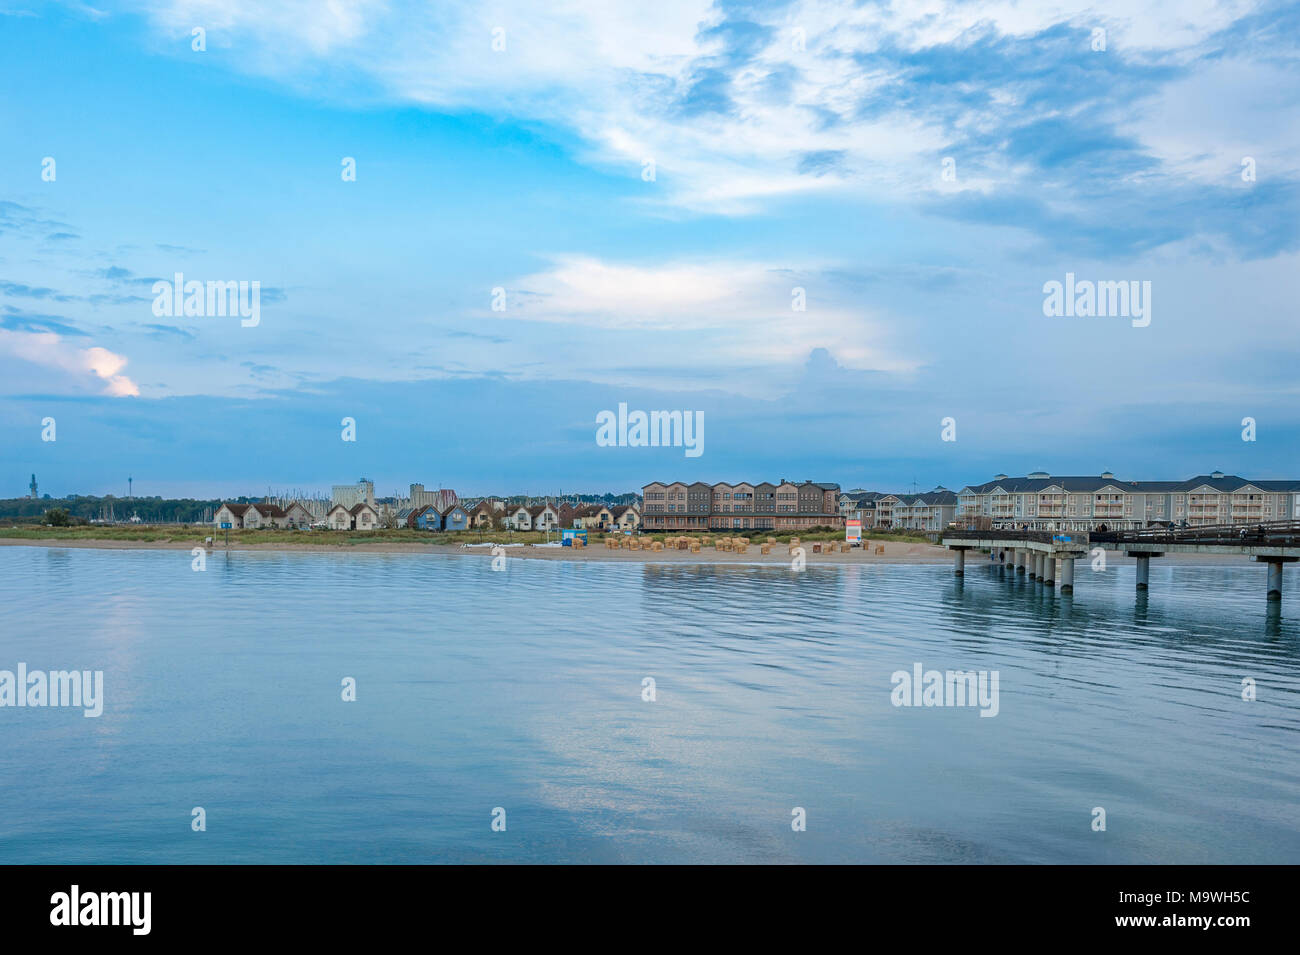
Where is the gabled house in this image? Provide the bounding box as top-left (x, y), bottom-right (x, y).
top-left (351, 502), bottom-right (380, 530)
top-left (262, 504), bottom-right (290, 526)
top-left (442, 505), bottom-right (469, 531)
top-left (528, 504), bottom-right (561, 532)
top-left (569, 504), bottom-right (614, 530)
top-left (280, 502), bottom-right (315, 529)
top-left (610, 504), bottom-right (640, 531)
top-left (396, 506), bottom-right (422, 529)
top-left (217, 501), bottom-right (286, 530)
top-left (509, 503), bottom-right (560, 531)
top-left (414, 505), bottom-right (443, 530)
top-left (327, 501), bottom-right (379, 530)
top-left (469, 499), bottom-right (499, 528)
top-left (214, 502), bottom-right (251, 528)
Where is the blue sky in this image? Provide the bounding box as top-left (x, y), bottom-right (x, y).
top-left (2, 0), bottom-right (1298, 498)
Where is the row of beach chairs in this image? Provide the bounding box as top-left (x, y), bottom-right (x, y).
top-left (597, 535), bottom-right (881, 556)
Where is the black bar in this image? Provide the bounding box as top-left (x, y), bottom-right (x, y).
top-left (0, 864), bottom-right (1279, 941)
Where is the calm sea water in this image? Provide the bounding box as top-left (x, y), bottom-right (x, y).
top-left (1, 545), bottom-right (1297, 864)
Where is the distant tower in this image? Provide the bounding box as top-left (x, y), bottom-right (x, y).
top-left (29, 474), bottom-right (37, 499)
top-left (128, 475), bottom-right (133, 499)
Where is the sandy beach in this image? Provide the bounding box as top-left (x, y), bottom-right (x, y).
top-left (0, 537), bottom-right (1258, 565)
top-left (0, 536), bottom-right (947, 563)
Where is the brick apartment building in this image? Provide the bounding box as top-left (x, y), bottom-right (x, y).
top-left (641, 480), bottom-right (843, 531)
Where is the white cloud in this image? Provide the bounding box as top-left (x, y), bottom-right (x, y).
top-left (137, 0), bottom-right (1267, 213)
top-left (503, 254), bottom-right (915, 378)
top-left (0, 330), bottom-right (140, 395)
top-left (1119, 57), bottom-right (1300, 186)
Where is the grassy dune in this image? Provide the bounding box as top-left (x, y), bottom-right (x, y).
top-left (0, 524), bottom-right (541, 546)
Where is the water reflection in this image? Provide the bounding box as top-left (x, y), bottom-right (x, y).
top-left (0, 546), bottom-right (1296, 864)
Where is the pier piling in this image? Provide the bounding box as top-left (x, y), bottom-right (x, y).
top-left (943, 522), bottom-right (1300, 606)
top-left (1255, 556), bottom-right (1296, 601)
top-left (1134, 554), bottom-right (1150, 591)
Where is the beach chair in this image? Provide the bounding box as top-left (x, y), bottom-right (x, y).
top-left (812, 542), bottom-right (822, 554)
top-left (651, 540), bottom-right (664, 551)
top-left (689, 542), bottom-right (701, 553)
top-left (760, 543), bottom-right (771, 555)
top-left (875, 544), bottom-right (885, 555)
top-left (735, 540), bottom-right (748, 553)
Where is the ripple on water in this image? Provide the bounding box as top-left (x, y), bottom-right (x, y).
top-left (0, 547), bottom-right (1297, 863)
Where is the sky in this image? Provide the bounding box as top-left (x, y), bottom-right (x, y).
top-left (1, 0), bottom-right (1298, 498)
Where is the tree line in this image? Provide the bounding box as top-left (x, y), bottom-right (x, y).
top-left (0, 496), bottom-right (247, 524)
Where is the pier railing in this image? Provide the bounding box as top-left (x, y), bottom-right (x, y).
top-left (942, 529), bottom-right (1072, 545)
top-left (944, 520), bottom-right (1300, 548)
top-left (1091, 520), bottom-right (1300, 547)
top-left (943, 520), bottom-right (1300, 602)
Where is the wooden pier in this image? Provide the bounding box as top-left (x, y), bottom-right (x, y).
top-left (942, 521), bottom-right (1300, 600)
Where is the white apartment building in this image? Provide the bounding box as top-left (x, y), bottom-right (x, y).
top-left (892, 489), bottom-right (960, 531)
top-left (955, 471), bottom-right (1300, 531)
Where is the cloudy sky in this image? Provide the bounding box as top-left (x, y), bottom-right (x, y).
top-left (2, 0), bottom-right (1297, 498)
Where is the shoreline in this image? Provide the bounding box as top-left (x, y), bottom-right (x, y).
top-left (0, 536), bottom-right (950, 563)
top-left (0, 537), bottom-right (1261, 565)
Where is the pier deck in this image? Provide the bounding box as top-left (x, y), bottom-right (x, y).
top-left (941, 521), bottom-right (1300, 600)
